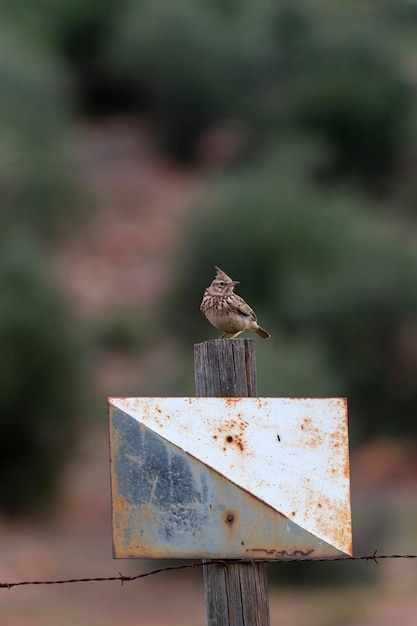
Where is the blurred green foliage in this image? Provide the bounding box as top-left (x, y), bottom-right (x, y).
top-left (3, 0), bottom-right (415, 193)
top-left (0, 239), bottom-right (82, 515)
top-left (291, 40), bottom-right (413, 192)
top-left (105, 0), bottom-right (267, 158)
top-left (102, 0), bottom-right (416, 184)
top-left (93, 309), bottom-right (152, 353)
top-left (0, 27), bottom-right (85, 514)
top-left (8, 0), bottom-right (411, 180)
top-left (0, 29), bottom-right (82, 242)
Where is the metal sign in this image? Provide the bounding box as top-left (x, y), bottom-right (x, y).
top-left (109, 397), bottom-right (352, 559)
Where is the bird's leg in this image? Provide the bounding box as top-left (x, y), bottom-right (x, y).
top-left (219, 332), bottom-right (229, 339)
top-left (229, 331), bottom-right (244, 339)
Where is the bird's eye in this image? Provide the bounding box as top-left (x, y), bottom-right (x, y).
top-left (218, 281), bottom-right (224, 286)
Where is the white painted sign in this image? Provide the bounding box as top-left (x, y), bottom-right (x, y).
top-left (109, 397), bottom-right (352, 556)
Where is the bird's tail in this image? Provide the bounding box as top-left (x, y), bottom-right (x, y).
top-left (256, 326), bottom-right (271, 340)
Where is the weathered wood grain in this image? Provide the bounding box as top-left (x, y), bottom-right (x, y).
top-left (194, 339), bottom-right (270, 626)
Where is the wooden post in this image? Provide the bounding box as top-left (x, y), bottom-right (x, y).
top-left (194, 339), bottom-right (270, 626)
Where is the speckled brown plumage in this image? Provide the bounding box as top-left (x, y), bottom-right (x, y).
top-left (200, 266), bottom-right (271, 340)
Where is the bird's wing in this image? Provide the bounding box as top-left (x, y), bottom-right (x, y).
top-left (234, 295), bottom-right (257, 321)
top-left (200, 291), bottom-right (208, 318)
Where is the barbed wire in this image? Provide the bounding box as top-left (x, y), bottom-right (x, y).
top-left (1, 553), bottom-right (417, 590)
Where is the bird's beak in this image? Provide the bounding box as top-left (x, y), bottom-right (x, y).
top-left (232, 280), bottom-right (240, 286)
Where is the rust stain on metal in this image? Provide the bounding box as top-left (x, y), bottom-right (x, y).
top-left (224, 397), bottom-right (244, 406)
top-left (299, 416), bottom-right (326, 450)
top-left (224, 433), bottom-right (244, 452)
top-left (251, 548), bottom-right (315, 558)
top-left (207, 412), bottom-right (250, 454)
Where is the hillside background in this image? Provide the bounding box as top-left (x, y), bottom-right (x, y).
top-left (1, 1), bottom-right (417, 623)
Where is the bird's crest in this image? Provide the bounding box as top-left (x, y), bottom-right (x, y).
top-left (214, 266), bottom-right (233, 282)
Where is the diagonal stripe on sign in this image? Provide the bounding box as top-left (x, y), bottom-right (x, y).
top-left (109, 397), bottom-right (352, 555)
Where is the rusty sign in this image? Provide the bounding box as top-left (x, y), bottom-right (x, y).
top-left (109, 397), bottom-right (352, 559)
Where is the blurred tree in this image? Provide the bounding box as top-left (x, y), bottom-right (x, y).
top-left (100, 0), bottom-right (416, 195)
top-left (4, 0), bottom-right (413, 202)
top-left (0, 0), bottom-right (132, 114)
top-left (0, 30), bottom-right (83, 243)
top-left (0, 30), bottom-right (86, 514)
top-left (0, 238), bottom-right (82, 515)
top-left (105, 0), bottom-right (266, 160)
top-left (290, 38), bottom-right (413, 194)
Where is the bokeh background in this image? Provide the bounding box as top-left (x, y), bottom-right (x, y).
top-left (1, 0), bottom-right (417, 623)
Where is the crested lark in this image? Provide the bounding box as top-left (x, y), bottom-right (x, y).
top-left (200, 266), bottom-right (271, 339)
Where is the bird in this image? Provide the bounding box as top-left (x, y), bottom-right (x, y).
top-left (200, 266), bottom-right (271, 339)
